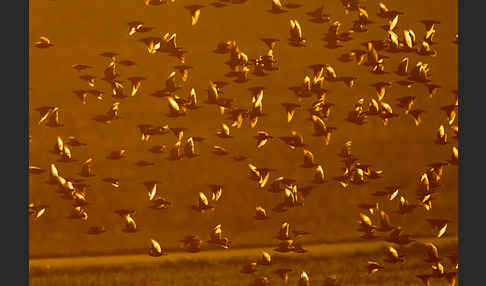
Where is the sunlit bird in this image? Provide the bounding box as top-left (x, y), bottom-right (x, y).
top-left (298, 271), bottom-right (310, 286)
top-left (149, 238), bottom-right (167, 257)
top-left (34, 36), bottom-right (54, 48)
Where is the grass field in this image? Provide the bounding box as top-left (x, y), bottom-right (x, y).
top-left (30, 237), bottom-right (457, 286)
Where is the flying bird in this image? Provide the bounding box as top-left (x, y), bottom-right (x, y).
top-left (149, 238), bottom-right (167, 257)
top-left (34, 36), bottom-right (54, 48)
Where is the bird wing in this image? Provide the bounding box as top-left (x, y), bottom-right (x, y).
top-left (295, 21), bottom-right (303, 39)
top-left (389, 15), bottom-right (399, 31)
top-left (254, 90), bottom-right (264, 109)
top-left (248, 163), bottom-right (260, 178)
top-left (426, 243), bottom-right (439, 259)
top-left (126, 215), bottom-right (136, 229)
top-left (359, 213), bottom-right (373, 226)
top-left (56, 136), bottom-right (64, 152)
top-left (300, 271), bottom-right (309, 281)
top-left (222, 123), bottom-right (230, 136)
top-left (63, 146), bottom-right (72, 159)
top-left (315, 165), bottom-right (324, 176)
top-left (256, 206), bottom-right (266, 217)
top-left (35, 208), bottom-right (46, 219)
top-left (168, 97), bottom-right (180, 112)
top-left (378, 3), bottom-right (389, 13)
top-left (304, 76), bottom-right (311, 89)
top-left (303, 149), bottom-right (314, 163)
top-left (388, 246), bottom-right (399, 258)
top-left (380, 101), bottom-right (393, 114)
top-left (190, 88), bottom-right (197, 104)
top-left (257, 138), bottom-right (268, 149)
top-left (191, 9), bottom-right (201, 26)
top-left (199, 192), bottom-right (209, 207)
top-left (40, 36), bottom-right (50, 44)
top-left (272, 0), bottom-right (283, 9)
top-left (312, 115), bottom-right (327, 134)
top-left (437, 223), bottom-right (448, 238)
top-left (262, 251), bottom-right (271, 263)
top-left (403, 31), bottom-right (413, 48)
top-left (148, 184), bottom-right (157, 201)
top-left (259, 171), bottom-right (270, 188)
top-left (211, 224), bottom-right (222, 240)
top-left (150, 239), bottom-right (162, 253)
top-left (380, 210), bottom-right (391, 228)
top-left (281, 222), bottom-right (290, 237)
top-left (287, 109), bottom-right (295, 123)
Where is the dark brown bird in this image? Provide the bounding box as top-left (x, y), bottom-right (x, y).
top-left (274, 268), bottom-right (292, 284)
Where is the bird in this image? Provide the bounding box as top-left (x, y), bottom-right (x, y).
top-left (80, 158), bottom-right (94, 177)
top-left (190, 7), bottom-right (202, 26)
top-left (431, 262), bottom-right (445, 278)
top-left (289, 19), bottom-right (306, 46)
top-left (322, 275), bottom-right (341, 286)
top-left (212, 145), bottom-right (228, 156)
top-left (441, 104), bottom-right (457, 125)
top-left (255, 131), bottom-right (272, 148)
top-left (450, 146), bottom-right (458, 165)
top-left (180, 235), bottom-right (203, 253)
top-left (303, 149), bottom-right (316, 167)
top-left (281, 103), bottom-right (300, 123)
top-left (384, 246), bottom-right (405, 263)
top-left (128, 21), bottom-right (144, 36)
top-left (366, 261), bottom-right (384, 274)
top-left (397, 57), bottom-right (409, 75)
top-left (209, 185), bottom-right (223, 202)
top-left (377, 210), bottom-right (394, 232)
top-left (31, 205), bottom-right (47, 220)
top-left (217, 123), bottom-right (232, 138)
top-left (123, 214), bottom-right (137, 232)
top-left (313, 165), bottom-right (326, 183)
top-left (150, 196), bottom-right (172, 209)
top-left (149, 238), bottom-right (167, 257)
top-left (37, 106), bottom-right (62, 127)
top-left (416, 274), bottom-right (432, 286)
top-left (298, 271), bottom-right (310, 286)
top-left (34, 36), bottom-right (54, 48)
top-left (271, 0), bottom-right (284, 12)
top-left (207, 224), bottom-right (230, 249)
top-left (72, 64), bottom-right (92, 72)
top-left (87, 226), bottom-right (106, 235)
top-left (276, 222), bottom-right (291, 240)
top-left (252, 276), bottom-right (271, 286)
top-left (424, 23), bottom-right (436, 44)
top-left (397, 195), bottom-right (420, 214)
top-left (388, 15), bottom-right (399, 31)
top-left (258, 251), bottom-right (271, 265)
top-left (107, 149), bottom-right (127, 160)
top-left (254, 206), bottom-right (269, 220)
top-left (127, 76), bottom-right (147, 97)
top-left (168, 96), bottom-right (186, 117)
top-left (386, 227), bottom-right (414, 245)
top-left (436, 125), bottom-right (448, 144)
top-left (196, 192), bottom-right (214, 212)
top-left (273, 268), bottom-right (292, 284)
top-left (29, 166), bottom-right (44, 174)
top-left (241, 261), bottom-right (258, 274)
top-left (437, 223), bottom-right (448, 238)
top-left (106, 102), bottom-right (121, 120)
top-left (423, 242), bottom-right (441, 263)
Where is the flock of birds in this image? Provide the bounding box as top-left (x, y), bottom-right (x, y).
top-left (30, 0), bottom-right (458, 285)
